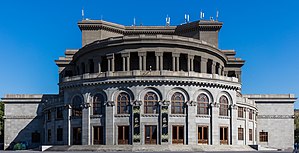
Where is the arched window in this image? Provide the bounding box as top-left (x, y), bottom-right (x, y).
top-left (144, 92), bottom-right (158, 114)
top-left (197, 94), bottom-right (209, 115)
top-left (219, 96), bottom-right (229, 116)
top-left (72, 95), bottom-right (82, 117)
top-left (117, 93), bottom-right (130, 114)
top-left (93, 94), bottom-right (105, 115)
top-left (171, 92), bottom-right (185, 114)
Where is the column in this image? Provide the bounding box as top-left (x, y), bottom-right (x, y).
top-left (200, 57), bottom-right (208, 73)
top-left (155, 52), bottom-right (163, 71)
top-left (107, 54), bottom-right (114, 72)
top-left (235, 71), bottom-right (241, 82)
top-left (138, 52), bottom-right (146, 71)
top-left (187, 101), bottom-right (197, 144)
top-left (187, 55), bottom-right (194, 72)
top-left (218, 64), bottom-right (222, 75)
top-left (231, 104), bottom-right (238, 145)
top-left (121, 53), bottom-right (130, 71)
top-left (212, 61), bottom-right (217, 74)
top-left (82, 93), bottom-right (91, 145)
top-left (122, 57), bottom-right (126, 71)
top-left (172, 53), bottom-right (180, 71)
top-left (211, 102), bottom-right (219, 145)
top-left (67, 105), bottom-right (71, 145)
top-left (143, 56), bottom-right (146, 70)
top-left (172, 56), bottom-right (175, 71)
top-left (245, 108), bottom-right (249, 145)
top-left (105, 101), bottom-right (115, 145)
top-left (97, 59), bottom-right (102, 73)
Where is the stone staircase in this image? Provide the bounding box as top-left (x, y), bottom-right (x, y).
top-left (46, 144), bottom-right (257, 152)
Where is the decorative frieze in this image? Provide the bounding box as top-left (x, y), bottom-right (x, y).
top-left (257, 115), bottom-right (294, 119)
top-left (105, 101), bottom-right (115, 107)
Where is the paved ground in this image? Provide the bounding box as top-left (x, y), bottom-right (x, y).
top-left (0, 151), bottom-right (294, 153)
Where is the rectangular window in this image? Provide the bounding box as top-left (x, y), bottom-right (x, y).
top-left (94, 126), bottom-right (104, 144)
top-left (220, 127), bottom-right (228, 144)
top-left (198, 126), bottom-right (208, 144)
top-left (56, 107), bottom-right (63, 119)
top-left (47, 110), bottom-right (51, 121)
top-left (249, 109), bottom-right (253, 120)
top-left (238, 107), bottom-right (244, 118)
top-left (249, 129), bottom-right (253, 141)
top-left (47, 129), bottom-right (52, 142)
top-left (259, 132), bottom-right (268, 142)
top-left (57, 128), bottom-right (63, 141)
top-left (31, 132), bottom-right (40, 143)
top-left (238, 128), bottom-right (244, 140)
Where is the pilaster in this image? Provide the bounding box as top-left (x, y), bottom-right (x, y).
top-left (105, 101), bottom-right (115, 145)
top-left (82, 93), bottom-right (91, 145)
top-left (231, 104), bottom-right (238, 145)
top-left (211, 102), bottom-right (219, 145)
top-left (201, 57), bottom-right (208, 73)
top-left (186, 101), bottom-right (197, 144)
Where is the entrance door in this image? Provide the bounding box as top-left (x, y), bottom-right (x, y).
top-left (118, 126), bottom-right (129, 144)
top-left (93, 126), bottom-right (104, 145)
top-left (198, 126), bottom-right (208, 144)
top-left (73, 127), bottom-right (82, 145)
top-left (172, 125), bottom-right (184, 144)
top-left (220, 127), bottom-right (228, 145)
top-left (145, 125), bottom-right (157, 144)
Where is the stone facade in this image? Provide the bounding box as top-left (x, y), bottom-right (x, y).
top-left (2, 19), bottom-right (296, 150)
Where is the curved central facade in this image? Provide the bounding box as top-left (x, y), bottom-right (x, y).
top-left (51, 19), bottom-right (258, 146)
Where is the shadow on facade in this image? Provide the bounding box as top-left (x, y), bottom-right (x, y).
top-left (6, 97), bottom-right (45, 150)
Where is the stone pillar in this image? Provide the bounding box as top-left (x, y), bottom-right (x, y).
top-left (97, 59), bottom-right (102, 73)
top-left (212, 61), bottom-right (217, 74)
top-left (138, 52), bottom-right (146, 71)
top-left (67, 105), bottom-right (71, 145)
top-left (172, 53), bottom-right (180, 71)
top-left (200, 57), bottom-right (208, 73)
top-left (82, 93), bottom-right (91, 145)
top-left (155, 52), bottom-right (163, 71)
top-left (122, 53), bottom-right (130, 71)
top-left (245, 108), bottom-right (249, 145)
top-left (231, 104), bottom-right (238, 145)
top-left (187, 101), bottom-right (197, 144)
top-left (187, 55), bottom-right (194, 72)
top-left (107, 54), bottom-right (114, 72)
top-left (105, 101), bottom-right (115, 145)
top-left (218, 64), bottom-right (222, 75)
top-left (235, 71), bottom-right (241, 82)
top-left (211, 102), bottom-right (219, 145)
top-left (172, 56), bottom-right (176, 71)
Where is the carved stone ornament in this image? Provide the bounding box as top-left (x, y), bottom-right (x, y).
top-left (159, 100), bottom-right (170, 106)
top-left (131, 100), bottom-right (142, 106)
top-left (186, 101), bottom-right (197, 106)
top-left (230, 104), bottom-right (238, 110)
top-left (105, 101), bottom-right (115, 107)
top-left (211, 102), bottom-right (219, 108)
top-left (64, 104), bottom-right (72, 109)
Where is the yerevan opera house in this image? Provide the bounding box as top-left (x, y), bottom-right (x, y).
top-left (2, 18), bottom-right (297, 151)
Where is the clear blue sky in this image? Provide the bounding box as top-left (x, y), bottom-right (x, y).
top-left (0, 0), bottom-right (298, 107)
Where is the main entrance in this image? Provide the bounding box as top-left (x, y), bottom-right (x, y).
top-left (93, 126), bottom-right (104, 145)
top-left (220, 126), bottom-right (228, 145)
top-left (144, 125), bottom-right (157, 144)
top-left (172, 125), bottom-right (184, 144)
top-left (118, 126), bottom-right (129, 144)
top-left (73, 127), bottom-right (82, 145)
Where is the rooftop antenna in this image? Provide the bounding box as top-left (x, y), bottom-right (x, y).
top-left (82, 7), bottom-right (85, 20)
top-left (216, 10), bottom-right (219, 21)
top-left (100, 15), bottom-right (103, 20)
top-left (184, 14), bottom-right (190, 23)
top-left (133, 17), bottom-right (136, 26)
top-left (200, 10), bottom-right (205, 20)
top-left (166, 15), bottom-right (171, 26)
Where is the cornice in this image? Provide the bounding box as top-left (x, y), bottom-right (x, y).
top-left (59, 77), bottom-right (241, 91)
